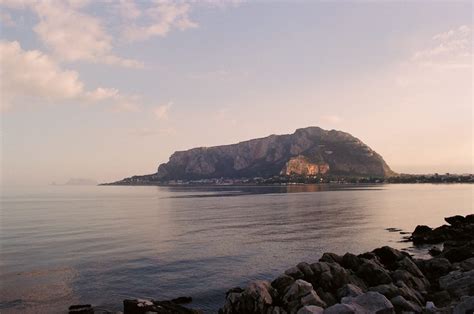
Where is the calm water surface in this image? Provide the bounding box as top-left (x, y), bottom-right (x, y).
top-left (1, 184), bottom-right (473, 313)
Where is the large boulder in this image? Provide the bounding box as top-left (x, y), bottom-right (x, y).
top-left (356, 259), bottom-right (392, 287)
top-left (337, 284), bottom-right (363, 299)
top-left (422, 258), bottom-right (452, 280)
top-left (323, 304), bottom-right (355, 314)
top-left (272, 275), bottom-right (295, 297)
top-left (390, 295), bottom-right (422, 313)
top-left (341, 291), bottom-right (394, 313)
top-left (283, 279), bottom-right (326, 313)
top-left (445, 215), bottom-right (466, 227)
top-left (453, 296), bottom-right (474, 314)
top-left (439, 269), bottom-right (474, 299)
top-left (221, 281), bottom-right (275, 314)
top-left (296, 305), bottom-right (323, 314)
top-left (341, 253), bottom-right (362, 272)
top-left (319, 253), bottom-right (343, 265)
top-left (391, 269), bottom-right (429, 292)
top-left (372, 246), bottom-right (405, 268)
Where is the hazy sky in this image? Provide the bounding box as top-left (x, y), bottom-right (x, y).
top-left (1, 1), bottom-right (472, 185)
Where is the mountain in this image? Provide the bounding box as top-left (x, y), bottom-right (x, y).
top-left (64, 178), bottom-right (98, 186)
top-left (136, 127), bottom-right (395, 182)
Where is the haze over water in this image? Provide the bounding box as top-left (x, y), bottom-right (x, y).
top-left (1, 184), bottom-right (472, 313)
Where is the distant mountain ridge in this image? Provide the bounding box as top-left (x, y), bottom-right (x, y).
top-left (145, 127), bottom-right (395, 182)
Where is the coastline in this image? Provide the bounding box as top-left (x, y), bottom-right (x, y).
top-left (69, 214), bottom-right (474, 314)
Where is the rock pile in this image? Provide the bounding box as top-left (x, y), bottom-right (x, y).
top-left (220, 215), bottom-right (474, 314)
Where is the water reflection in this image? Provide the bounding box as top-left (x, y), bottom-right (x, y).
top-left (0, 184), bottom-right (472, 313)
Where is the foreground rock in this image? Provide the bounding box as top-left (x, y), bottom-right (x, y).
top-left (68, 297), bottom-right (201, 314)
top-left (220, 215), bottom-right (474, 313)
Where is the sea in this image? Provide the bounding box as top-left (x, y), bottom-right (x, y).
top-left (1, 184), bottom-right (472, 313)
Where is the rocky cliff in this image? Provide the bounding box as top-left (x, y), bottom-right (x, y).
top-left (154, 127), bottom-right (395, 181)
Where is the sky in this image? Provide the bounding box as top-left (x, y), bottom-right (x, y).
top-left (0, 0), bottom-right (472, 185)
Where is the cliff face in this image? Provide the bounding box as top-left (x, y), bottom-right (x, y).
top-left (155, 127), bottom-right (395, 180)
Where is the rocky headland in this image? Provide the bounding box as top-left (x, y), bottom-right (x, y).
top-left (69, 214), bottom-right (474, 314)
top-left (108, 127), bottom-right (396, 185)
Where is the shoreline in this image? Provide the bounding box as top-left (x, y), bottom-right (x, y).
top-left (69, 214), bottom-right (474, 314)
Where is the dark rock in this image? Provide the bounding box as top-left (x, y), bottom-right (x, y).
top-left (411, 225), bottom-right (433, 244)
top-left (430, 290), bottom-right (451, 307)
top-left (372, 246), bottom-right (405, 268)
top-left (390, 295), bottom-right (422, 313)
top-left (124, 299), bottom-right (155, 314)
top-left (283, 280), bottom-right (326, 313)
top-left (68, 304), bottom-right (93, 314)
top-left (222, 280), bottom-right (275, 314)
top-left (337, 284), bottom-right (363, 299)
top-left (394, 281), bottom-right (424, 306)
top-left (442, 242), bottom-right (474, 263)
top-left (429, 246), bottom-right (442, 257)
top-left (297, 262), bottom-right (315, 280)
top-left (396, 256), bottom-right (425, 278)
top-left (369, 283), bottom-right (400, 300)
top-left (341, 253), bottom-right (361, 271)
top-left (445, 215), bottom-right (466, 226)
top-left (357, 252), bottom-right (379, 261)
top-left (459, 257), bottom-right (474, 271)
top-left (285, 266), bottom-right (305, 280)
top-left (272, 274), bottom-right (295, 297)
top-left (296, 305), bottom-right (323, 314)
top-left (391, 269), bottom-right (429, 292)
top-left (439, 269), bottom-right (474, 299)
top-left (356, 259), bottom-right (392, 287)
top-left (171, 297), bottom-right (192, 304)
top-left (319, 253), bottom-right (342, 265)
top-left (423, 258), bottom-right (452, 280)
top-left (341, 291), bottom-right (394, 313)
top-left (315, 288), bottom-right (336, 307)
top-left (323, 304), bottom-right (356, 314)
top-left (453, 296), bottom-right (474, 314)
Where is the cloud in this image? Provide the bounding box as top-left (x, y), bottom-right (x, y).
top-left (122, 2), bottom-right (198, 42)
top-left (412, 25), bottom-right (472, 70)
top-left (0, 40), bottom-right (141, 111)
top-left (1, 0), bottom-right (143, 68)
top-left (32, 1), bottom-right (143, 68)
top-left (153, 102), bottom-right (172, 120)
top-left (0, 11), bottom-right (15, 26)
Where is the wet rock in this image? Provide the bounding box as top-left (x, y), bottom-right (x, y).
top-left (222, 281), bottom-right (275, 314)
top-left (296, 305), bottom-right (323, 314)
top-left (411, 225), bottom-right (433, 244)
top-left (459, 257), bottom-right (474, 271)
top-left (337, 284), bottom-right (363, 299)
top-left (272, 274), bottom-right (295, 296)
top-left (429, 247), bottom-right (442, 257)
top-left (323, 304), bottom-right (355, 314)
top-left (286, 266), bottom-right (305, 280)
top-left (301, 291), bottom-right (326, 308)
top-left (422, 257), bottom-right (452, 280)
top-left (297, 262), bottom-right (315, 280)
top-left (396, 256), bottom-right (425, 278)
top-left (372, 246), bottom-right (405, 268)
top-left (267, 306), bottom-right (287, 314)
top-left (283, 279), bottom-right (326, 311)
top-left (390, 295), bottom-right (422, 313)
top-left (68, 304), bottom-right (93, 314)
top-left (341, 291), bottom-right (394, 313)
top-left (369, 283), bottom-right (400, 300)
top-left (171, 297), bottom-right (192, 304)
top-left (356, 259), bottom-right (392, 287)
top-left (439, 269), bottom-right (474, 299)
top-left (319, 253), bottom-right (342, 265)
top-left (445, 215), bottom-right (466, 226)
top-left (283, 280), bottom-right (314, 304)
top-left (391, 269), bottom-right (429, 292)
top-left (124, 299), bottom-right (155, 314)
top-left (430, 290), bottom-right (451, 307)
top-left (341, 253), bottom-right (361, 271)
top-left (453, 296), bottom-right (474, 314)
top-left (442, 242), bottom-right (474, 263)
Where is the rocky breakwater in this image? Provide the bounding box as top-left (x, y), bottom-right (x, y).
top-left (220, 214), bottom-right (474, 314)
